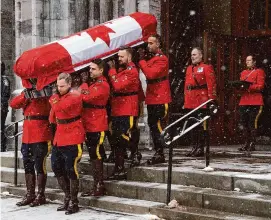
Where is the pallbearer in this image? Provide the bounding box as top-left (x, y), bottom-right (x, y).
top-left (49, 73), bottom-right (85, 215)
top-left (80, 59), bottom-right (110, 197)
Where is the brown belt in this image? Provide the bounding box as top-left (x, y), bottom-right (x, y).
top-left (112, 91), bottom-right (138, 97)
top-left (186, 84), bottom-right (207, 90)
top-left (83, 103), bottom-right (106, 109)
top-left (146, 76), bottom-right (168, 84)
top-left (24, 115), bottom-right (49, 120)
top-left (56, 115), bottom-right (81, 124)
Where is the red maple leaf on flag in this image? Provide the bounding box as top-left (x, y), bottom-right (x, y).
top-left (86, 25), bottom-right (115, 47)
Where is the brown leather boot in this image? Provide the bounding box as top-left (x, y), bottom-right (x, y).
top-left (65, 179), bottom-right (79, 215)
top-left (185, 145), bottom-right (198, 157)
top-left (147, 149), bottom-right (166, 165)
top-left (247, 129), bottom-right (257, 152)
top-left (56, 176), bottom-right (70, 211)
top-left (107, 150), bottom-right (127, 180)
top-left (91, 160), bottom-right (105, 196)
top-left (192, 147), bottom-right (204, 157)
top-left (16, 174), bottom-right (36, 206)
top-left (81, 160), bottom-right (97, 197)
top-left (30, 174), bottom-right (47, 207)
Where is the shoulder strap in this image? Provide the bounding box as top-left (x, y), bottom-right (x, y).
top-left (191, 66), bottom-right (200, 86)
top-left (243, 69), bottom-right (256, 81)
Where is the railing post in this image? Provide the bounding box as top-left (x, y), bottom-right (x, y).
top-left (14, 123), bottom-right (18, 186)
top-left (205, 120), bottom-right (210, 167)
top-left (166, 144), bottom-right (173, 205)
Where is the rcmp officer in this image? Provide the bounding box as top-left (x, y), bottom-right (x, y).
top-left (1, 62), bottom-right (11, 152)
top-left (238, 55), bottom-right (265, 152)
top-left (80, 59), bottom-right (110, 197)
top-left (184, 47), bottom-right (217, 157)
top-left (10, 84), bottom-right (53, 207)
top-left (107, 46), bottom-right (140, 180)
top-left (49, 73), bottom-right (85, 215)
top-left (138, 34), bottom-right (172, 165)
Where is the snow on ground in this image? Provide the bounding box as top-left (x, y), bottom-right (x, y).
top-left (0, 196), bottom-right (163, 220)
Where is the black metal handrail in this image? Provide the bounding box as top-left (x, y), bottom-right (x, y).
top-left (4, 119), bottom-right (24, 186)
top-left (160, 99), bottom-right (219, 205)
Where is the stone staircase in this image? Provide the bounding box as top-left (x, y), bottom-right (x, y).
top-left (1, 147), bottom-right (271, 220)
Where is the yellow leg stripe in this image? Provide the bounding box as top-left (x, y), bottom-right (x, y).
top-left (157, 120), bottom-right (163, 133)
top-left (254, 106), bottom-right (263, 129)
top-left (42, 141), bottom-right (51, 174)
top-left (74, 144), bottom-right (83, 179)
top-left (203, 121), bottom-right (207, 131)
top-left (122, 134), bottom-right (130, 141)
top-left (164, 103), bottom-right (169, 118)
top-left (96, 131), bottom-right (105, 160)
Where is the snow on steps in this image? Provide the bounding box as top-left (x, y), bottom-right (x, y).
top-left (1, 183), bottom-right (269, 220)
top-left (1, 167), bottom-right (271, 218)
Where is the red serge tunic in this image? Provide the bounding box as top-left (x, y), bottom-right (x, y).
top-left (49, 91), bottom-right (85, 146)
top-left (184, 63), bottom-right (217, 109)
top-left (138, 52), bottom-right (172, 105)
top-left (239, 68), bottom-right (265, 106)
top-left (80, 76), bottom-right (110, 132)
top-left (10, 93), bottom-right (52, 143)
top-left (109, 62), bottom-right (140, 116)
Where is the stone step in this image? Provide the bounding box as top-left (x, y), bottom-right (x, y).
top-left (1, 183), bottom-right (269, 220)
top-left (2, 152), bottom-right (271, 196)
top-left (1, 167), bottom-right (271, 218)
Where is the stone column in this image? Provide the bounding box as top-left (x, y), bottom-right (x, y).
top-left (112, 0), bottom-right (119, 18)
top-left (75, 0), bottom-right (89, 32)
top-left (138, 0), bottom-right (149, 13)
top-left (100, 0), bottom-right (108, 23)
top-left (88, 0), bottom-right (95, 26)
top-left (100, 0), bottom-right (111, 23)
top-left (124, 0), bottom-right (136, 15)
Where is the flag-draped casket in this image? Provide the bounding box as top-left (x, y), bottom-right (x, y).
top-left (14, 12), bottom-right (157, 90)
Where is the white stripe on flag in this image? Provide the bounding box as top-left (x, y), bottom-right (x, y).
top-left (57, 16), bottom-right (143, 66)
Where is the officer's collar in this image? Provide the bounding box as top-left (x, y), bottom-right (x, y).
top-left (247, 66), bottom-right (256, 70)
top-left (127, 61), bottom-right (135, 67)
top-left (91, 75), bottom-right (103, 81)
top-left (192, 61), bottom-right (203, 67)
top-left (60, 88), bottom-right (71, 97)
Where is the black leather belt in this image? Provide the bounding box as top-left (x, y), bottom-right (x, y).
top-left (56, 115), bottom-right (81, 124)
top-left (112, 91), bottom-right (138, 97)
top-left (146, 76), bottom-right (168, 84)
top-left (24, 115), bottom-right (49, 120)
top-left (186, 84), bottom-right (207, 90)
top-left (83, 103), bottom-right (106, 109)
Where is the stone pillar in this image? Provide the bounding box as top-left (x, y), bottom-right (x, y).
top-left (112, 0), bottom-right (119, 18)
top-left (100, 0), bottom-right (110, 23)
top-left (88, 0), bottom-right (95, 26)
top-left (124, 0), bottom-right (136, 15)
top-left (138, 0), bottom-right (149, 13)
top-left (149, 0), bottom-right (161, 33)
top-left (75, 0), bottom-right (89, 32)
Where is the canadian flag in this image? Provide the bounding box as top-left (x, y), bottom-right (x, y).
top-left (14, 12), bottom-right (157, 90)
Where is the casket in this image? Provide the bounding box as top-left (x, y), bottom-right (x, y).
top-left (14, 12), bottom-right (157, 90)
